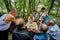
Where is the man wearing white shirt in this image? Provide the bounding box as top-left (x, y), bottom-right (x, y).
top-left (40, 7), bottom-right (48, 20)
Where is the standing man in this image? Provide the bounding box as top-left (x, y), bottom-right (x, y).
top-left (0, 9), bottom-right (17, 40)
top-left (40, 7), bottom-right (48, 22)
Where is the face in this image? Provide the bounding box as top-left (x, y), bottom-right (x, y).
top-left (9, 11), bottom-right (16, 16)
top-left (41, 9), bottom-right (45, 12)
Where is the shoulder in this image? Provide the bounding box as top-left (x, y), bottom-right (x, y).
top-left (53, 24), bottom-right (59, 29)
top-left (5, 14), bottom-right (15, 20)
top-left (13, 28), bottom-right (18, 33)
top-left (54, 24), bottom-right (60, 30)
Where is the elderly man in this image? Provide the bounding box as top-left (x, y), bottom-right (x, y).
top-left (47, 19), bottom-right (60, 40)
top-left (34, 24), bottom-right (53, 40)
top-left (12, 18), bottom-right (33, 40)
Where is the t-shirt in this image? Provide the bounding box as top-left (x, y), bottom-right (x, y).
top-left (33, 13), bottom-right (38, 20)
top-left (40, 12), bottom-right (48, 20)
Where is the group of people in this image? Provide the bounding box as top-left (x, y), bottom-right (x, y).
top-left (0, 7), bottom-right (60, 40)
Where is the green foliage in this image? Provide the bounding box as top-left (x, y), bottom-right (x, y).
top-left (0, 0), bottom-right (60, 26)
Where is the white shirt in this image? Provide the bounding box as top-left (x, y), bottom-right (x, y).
top-left (40, 12), bottom-right (47, 20)
top-left (0, 14), bottom-right (11, 31)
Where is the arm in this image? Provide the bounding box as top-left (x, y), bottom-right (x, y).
top-left (40, 12), bottom-right (42, 16)
top-left (46, 14), bottom-right (48, 16)
top-left (46, 12), bottom-right (48, 16)
top-left (4, 14), bottom-right (16, 23)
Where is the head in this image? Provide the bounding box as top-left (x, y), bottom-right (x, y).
top-left (41, 16), bottom-right (45, 23)
top-left (47, 19), bottom-right (56, 26)
top-left (30, 14), bottom-right (33, 17)
top-left (41, 7), bottom-right (45, 12)
top-left (9, 9), bottom-right (16, 16)
top-left (39, 24), bottom-right (48, 33)
top-left (33, 10), bottom-right (37, 14)
top-left (16, 18), bottom-right (25, 29)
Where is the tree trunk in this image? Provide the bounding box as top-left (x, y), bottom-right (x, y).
top-left (48, 0), bottom-right (55, 14)
top-left (19, 0), bottom-right (21, 12)
top-left (29, 0), bottom-right (32, 14)
top-left (32, 0), bottom-right (35, 10)
top-left (14, 0), bottom-right (17, 9)
top-left (56, 8), bottom-right (59, 16)
top-left (23, 0), bottom-right (26, 18)
top-left (4, 0), bottom-right (12, 12)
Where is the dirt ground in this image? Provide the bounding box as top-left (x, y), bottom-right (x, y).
top-left (8, 32), bottom-right (12, 40)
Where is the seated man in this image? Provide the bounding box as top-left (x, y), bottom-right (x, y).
top-left (12, 18), bottom-right (33, 40)
top-left (47, 19), bottom-right (60, 40)
top-left (34, 24), bottom-right (53, 40)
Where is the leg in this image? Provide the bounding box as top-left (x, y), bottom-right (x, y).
top-left (0, 30), bottom-right (8, 40)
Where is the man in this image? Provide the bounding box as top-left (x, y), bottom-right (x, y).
top-left (33, 10), bottom-right (38, 21)
top-left (0, 9), bottom-right (17, 40)
top-left (12, 18), bottom-right (33, 40)
top-left (47, 19), bottom-right (60, 40)
top-left (34, 24), bottom-right (53, 40)
top-left (40, 7), bottom-right (48, 22)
